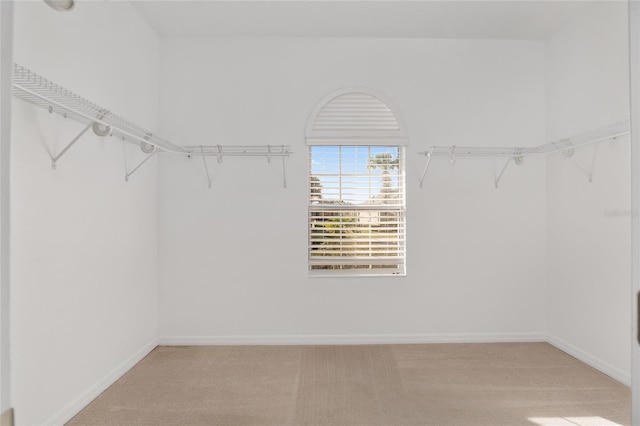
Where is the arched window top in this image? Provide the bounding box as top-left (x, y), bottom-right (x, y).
top-left (305, 88), bottom-right (408, 146)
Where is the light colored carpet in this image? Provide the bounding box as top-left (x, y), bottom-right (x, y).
top-left (66, 343), bottom-right (630, 426)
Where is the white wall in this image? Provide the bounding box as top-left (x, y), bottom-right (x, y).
top-left (11, 2), bottom-right (160, 424)
top-left (158, 37), bottom-right (547, 343)
top-left (545, 3), bottom-right (631, 384)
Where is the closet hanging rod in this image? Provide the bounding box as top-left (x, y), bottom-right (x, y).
top-left (184, 145), bottom-right (293, 157)
top-left (418, 120), bottom-right (630, 159)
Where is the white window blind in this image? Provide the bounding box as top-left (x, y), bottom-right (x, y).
top-left (308, 145), bottom-right (406, 276)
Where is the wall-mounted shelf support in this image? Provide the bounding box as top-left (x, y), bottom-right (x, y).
top-left (125, 151), bottom-right (156, 183)
top-left (281, 146), bottom-right (288, 189)
top-left (494, 157), bottom-right (512, 189)
top-left (51, 122), bottom-right (92, 169)
top-left (201, 146), bottom-right (212, 188)
top-left (563, 144), bottom-right (598, 183)
top-left (419, 148), bottom-right (434, 189)
top-left (494, 150), bottom-right (523, 188)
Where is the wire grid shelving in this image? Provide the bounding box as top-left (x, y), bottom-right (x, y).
top-left (12, 64), bottom-right (186, 154)
top-left (11, 63), bottom-right (293, 160)
top-left (419, 120), bottom-right (630, 159)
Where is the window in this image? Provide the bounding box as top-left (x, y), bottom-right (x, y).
top-left (305, 88), bottom-right (409, 277)
top-left (308, 145), bottom-right (406, 276)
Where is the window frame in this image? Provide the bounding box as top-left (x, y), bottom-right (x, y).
top-left (307, 144), bottom-right (406, 277)
top-left (304, 88), bottom-right (409, 278)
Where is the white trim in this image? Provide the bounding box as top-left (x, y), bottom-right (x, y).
top-left (160, 332), bottom-right (546, 346)
top-left (306, 137), bottom-right (409, 146)
top-left (547, 334), bottom-right (631, 386)
top-left (42, 338), bottom-right (158, 426)
top-left (0, 0), bottom-right (12, 414)
top-left (308, 271), bottom-right (406, 278)
top-left (628, 1), bottom-right (640, 422)
top-left (159, 333), bottom-right (631, 387)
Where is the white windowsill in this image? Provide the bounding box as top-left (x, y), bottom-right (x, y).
top-left (308, 272), bottom-right (406, 279)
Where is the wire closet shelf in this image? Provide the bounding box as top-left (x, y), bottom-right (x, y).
top-left (417, 120), bottom-right (630, 188)
top-left (418, 120), bottom-right (630, 159)
top-left (12, 64), bottom-right (185, 154)
top-left (11, 63), bottom-right (293, 180)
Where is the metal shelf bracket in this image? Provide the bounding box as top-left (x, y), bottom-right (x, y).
top-left (216, 145), bottom-right (223, 163)
top-left (494, 157), bottom-right (512, 189)
top-left (494, 150), bottom-right (524, 189)
top-left (51, 122), bottom-right (92, 169)
top-left (125, 151), bottom-right (156, 183)
top-left (281, 145), bottom-right (288, 189)
top-left (201, 146), bottom-right (212, 188)
top-left (564, 144), bottom-right (599, 183)
top-left (419, 148), bottom-right (434, 189)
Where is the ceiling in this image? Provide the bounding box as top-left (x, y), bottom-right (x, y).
top-left (130, 1), bottom-right (611, 40)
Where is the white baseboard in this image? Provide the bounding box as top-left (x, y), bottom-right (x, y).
top-left (159, 332), bottom-right (547, 346)
top-left (43, 337), bottom-right (159, 426)
top-left (546, 334), bottom-right (630, 386)
top-left (160, 333), bottom-right (631, 386)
